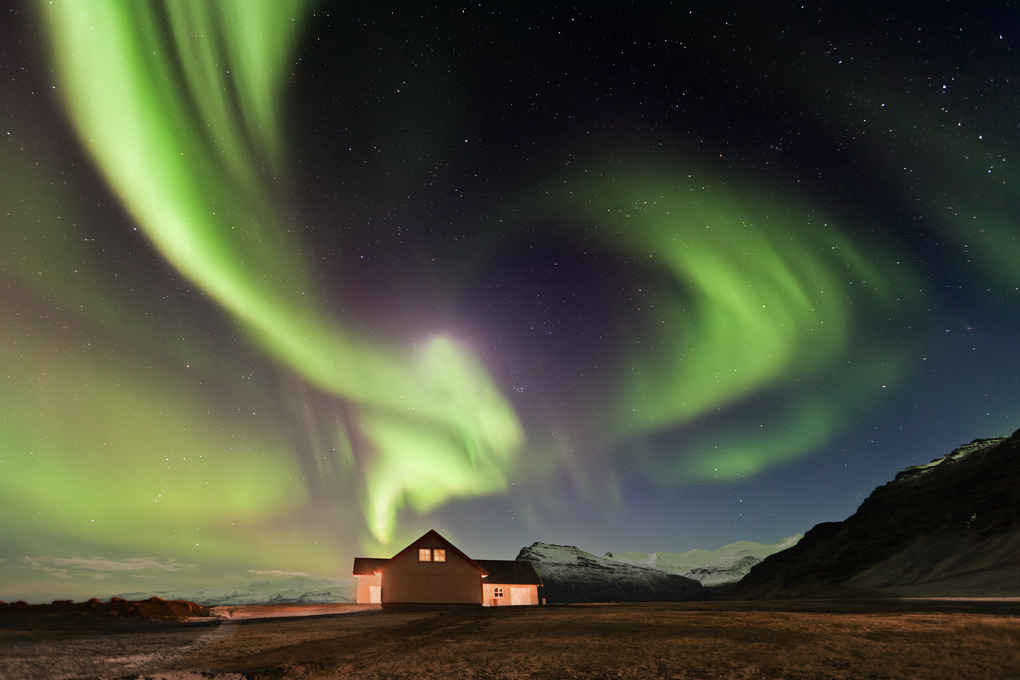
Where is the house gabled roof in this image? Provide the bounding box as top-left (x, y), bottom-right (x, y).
top-left (475, 559), bottom-right (543, 585)
top-left (389, 529), bottom-right (489, 575)
top-left (352, 529), bottom-right (489, 576)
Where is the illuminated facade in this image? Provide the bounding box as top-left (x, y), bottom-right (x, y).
top-left (353, 529), bottom-right (542, 606)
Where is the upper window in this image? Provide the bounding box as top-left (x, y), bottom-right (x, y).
top-left (418, 548), bottom-right (431, 562)
top-left (433, 549), bottom-right (446, 562)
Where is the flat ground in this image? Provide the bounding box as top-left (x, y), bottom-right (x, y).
top-left (2, 600), bottom-right (1018, 679)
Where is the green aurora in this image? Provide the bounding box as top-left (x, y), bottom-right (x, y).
top-left (2, 1), bottom-right (1015, 598)
top-left (34, 1), bottom-right (522, 552)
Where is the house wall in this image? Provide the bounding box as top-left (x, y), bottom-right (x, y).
top-left (382, 536), bottom-right (482, 604)
top-left (510, 585), bottom-right (539, 606)
top-left (483, 583), bottom-right (539, 606)
top-left (355, 573), bottom-right (382, 604)
top-left (482, 582), bottom-right (506, 607)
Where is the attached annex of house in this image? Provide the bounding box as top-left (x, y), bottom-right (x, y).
top-left (353, 529), bottom-right (543, 606)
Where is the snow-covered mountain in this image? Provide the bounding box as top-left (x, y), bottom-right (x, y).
top-left (115, 575), bottom-right (353, 606)
top-left (605, 535), bottom-right (802, 586)
top-left (517, 543), bottom-right (702, 603)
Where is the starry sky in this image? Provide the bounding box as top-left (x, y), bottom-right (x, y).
top-left (2, 1), bottom-right (1018, 602)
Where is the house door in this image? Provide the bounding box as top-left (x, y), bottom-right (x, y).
top-left (369, 585), bottom-right (381, 604)
top-left (510, 587), bottom-right (529, 606)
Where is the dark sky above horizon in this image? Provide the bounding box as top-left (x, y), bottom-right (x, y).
top-left (3, 1), bottom-right (1018, 600)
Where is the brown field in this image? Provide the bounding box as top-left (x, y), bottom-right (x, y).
top-left (2, 600), bottom-right (1019, 680)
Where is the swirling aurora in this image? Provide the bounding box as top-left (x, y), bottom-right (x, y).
top-left (2, 1), bottom-right (1016, 600)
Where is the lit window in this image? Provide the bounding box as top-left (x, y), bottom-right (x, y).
top-left (493, 587), bottom-right (504, 597)
top-left (418, 548), bottom-right (431, 562)
top-left (433, 549), bottom-right (446, 562)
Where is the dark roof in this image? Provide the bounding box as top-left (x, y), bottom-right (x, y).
top-left (352, 557), bottom-right (388, 576)
top-left (352, 529), bottom-right (489, 576)
top-left (385, 526), bottom-right (489, 574)
top-left (476, 559), bottom-right (543, 586)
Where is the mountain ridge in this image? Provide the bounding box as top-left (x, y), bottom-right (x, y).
top-left (605, 534), bottom-right (802, 586)
top-left (730, 431), bottom-right (1020, 599)
top-left (516, 542), bottom-right (703, 602)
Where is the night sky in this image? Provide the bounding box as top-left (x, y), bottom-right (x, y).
top-left (3, 1), bottom-right (1018, 601)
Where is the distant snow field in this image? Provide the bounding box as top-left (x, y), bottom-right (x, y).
top-left (605, 535), bottom-right (803, 586)
top-left (115, 574), bottom-right (354, 606)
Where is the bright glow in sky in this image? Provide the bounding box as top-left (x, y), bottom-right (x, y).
top-left (2, 1), bottom-right (1016, 601)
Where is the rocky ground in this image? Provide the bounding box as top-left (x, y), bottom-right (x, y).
top-left (2, 600), bottom-right (1018, 679)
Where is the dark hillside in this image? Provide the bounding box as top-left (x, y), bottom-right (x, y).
top-left (731, 431), bottom-right (1020, 598)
